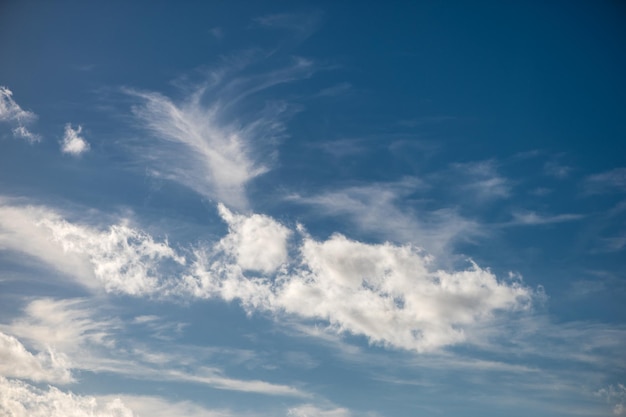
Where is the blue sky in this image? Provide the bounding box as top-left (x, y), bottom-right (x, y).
top-left (0, 1), bottom-right (625, 416)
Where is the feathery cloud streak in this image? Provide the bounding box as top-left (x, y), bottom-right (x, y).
top-left (127, 56), bottom-right (315, 210)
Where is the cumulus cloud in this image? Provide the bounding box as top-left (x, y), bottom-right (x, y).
top-left (217, 203), bottom-right (291, 274)
top-left (127, 55), bottom-right (314, 210)
top-left (183, 210), bottom-right (534, 353)
top-left (60, 123), bottom-right (90, 155)
top-left (0, 202), bottom-right (185, 294)
top-left (0, 86), bottom-right (40, 142)
top-left (0, 377), bottom-right (134, 417)
top-left (0, 200), bottom-right (535, 353)
top-left (0, 332), bottom-right (73, 384)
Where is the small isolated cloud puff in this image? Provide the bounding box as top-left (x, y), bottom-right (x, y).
top-left (0, 86), bottom-right (40, 143)
top-left (0, 377), bottom-right (134, 417)
top-left (61, 124), bottom-right (90, 156)
top-left (0, 332), bottom-right (73, 384)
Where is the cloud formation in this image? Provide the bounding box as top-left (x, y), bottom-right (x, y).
top-left (0, 377), bottom-right (134, 417)
top-left (0, 202), bottom-right (185, 294)
top-left (289, 178), bottom-right (480, 257)
top-left (184, 208), bottom-right (534, 353)
top-left (0, 86), bottom-right (40, 142)
top-left (60, 124), bottom-right (90, 155)
top-left (128, 56), bottom-right (314, 210)
top-left (0, 332), bottom-right (73, 384)
top-left (1, 200), bottom-right (535, 353)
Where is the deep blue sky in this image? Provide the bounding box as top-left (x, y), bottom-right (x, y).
top-left (1, 2), bottom-right (625, 416)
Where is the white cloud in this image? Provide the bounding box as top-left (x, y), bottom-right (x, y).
top-left (217, 203), bottom-right (291, 274)
top-left (102, 395), bottom-right (236, 417)
top-left (0, 202), bottom-right (185, 294)
top-left (1, 298), bottom-right (310, 399)
top-left (161, 368), bottom-right (309, 398)
top-left (0, 86), bottom-right (40, 142)
top-left (0, 377), bottom-right (134, 417)
top-left (183, 210), bottom-right (533, 353)
top-left (1, 298), bottom-right (114, 355)
top-left (0, 200), bottom-right (535, 354)
top-left (127, 56), bottom-right (314, 210)
top-left (61, 123), bottom-right (90, 155)
top-left (0, 332), bottom-right (73, 384)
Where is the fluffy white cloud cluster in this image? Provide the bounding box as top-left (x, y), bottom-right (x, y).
top-left (60, 123), bottom-right (90, 156)
top-left (184, 208), bottom-right (533, 352)
top-left (0, 86), bottom-right (40, 142)
top-left (0, 203), bottom-right (185, 294)
top-left (217, 204), bottom-right (291, 274)
top-left (0, 377), bottom-right (134, 417)
top-left (38, 216), bottom-right (185, 295)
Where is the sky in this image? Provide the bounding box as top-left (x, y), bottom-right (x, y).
top-left (0, 1), bottom-right (625, 416)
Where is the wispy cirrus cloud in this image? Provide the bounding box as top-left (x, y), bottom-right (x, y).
top-left (584, 167), bottom-right (626, 194)
top-left (127, 55), bottom-right (315, 210)
top-left (449, 160), bottom-right (511, 201)
top-left (0, 86), bottom-right (40, 143)
top-left (507, 211), bottom-right (584, 226)
top-left (288, 177), bottom-right (480, 257)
